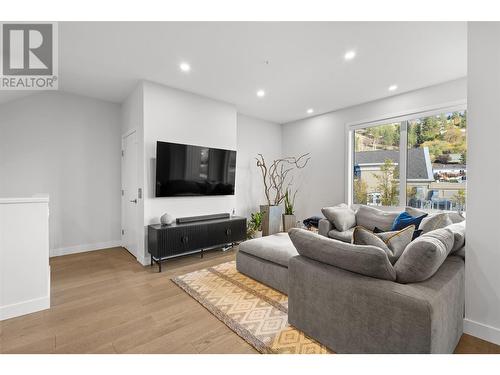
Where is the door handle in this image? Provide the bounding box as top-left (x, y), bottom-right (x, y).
top-left (130, 199), bottom-right (138, 204)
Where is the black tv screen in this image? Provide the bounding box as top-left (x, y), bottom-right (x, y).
top-left (155, 141), bottom-right (236, 197)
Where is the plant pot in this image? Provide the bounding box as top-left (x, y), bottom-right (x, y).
top-left (260, 205), bottom-right (283, 236)
top-left (252, 230), bottom-right (262, 239)
top-left (282, 214), bottom-right (296, 232)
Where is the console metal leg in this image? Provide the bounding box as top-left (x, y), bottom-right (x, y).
top-left (158, 259), bottom-right (162, 273)
top-left (201, 249), bottom-right (204, 259)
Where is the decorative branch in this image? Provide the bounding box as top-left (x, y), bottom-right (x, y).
top-left (255, 153), bottom-right (310, 206)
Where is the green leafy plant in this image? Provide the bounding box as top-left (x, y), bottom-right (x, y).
top-left (246, 211), bottom-right (263, 239)
top-left (284, 189), bottom-right (297, 215)
top-left (250, 211), bottom-right (263, 231)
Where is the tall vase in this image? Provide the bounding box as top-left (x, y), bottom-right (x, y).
top-left (282, 214), bottom-right (296, 232)
top-left (260, 205), bottom-right (283, 236)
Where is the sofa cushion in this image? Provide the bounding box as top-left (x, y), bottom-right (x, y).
top-left (448, 212), bottom-right (466, 224)
top-left (420, 213), bottom-right (453, 234)
top-left (405, 206), bottom-right (427, 217)
top-left (446, 221), bottom-right (466, 253)
top-left (454, 247), bottom-right (465, 259)
top-left (328, 228), bottom-right (354, 242)
top-left (238, 232), bottom-right (298, 267)
top-left (391, 211), bottom-right (428, 231)
top-left (356, 205), bottom-right (400, 232)
top-left (353, 225), bottom-right (414, 264)
top-left (395, 228), bottom-right (455, 283)
top-left (289, 228), bottom-right (396, 281)
top-left (321, 204), bottom-right (356, 232)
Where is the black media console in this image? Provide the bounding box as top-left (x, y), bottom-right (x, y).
top-left (147, 214), bottom-right (246, 272)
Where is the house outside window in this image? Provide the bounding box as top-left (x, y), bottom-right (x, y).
top-left (351, 109), bottom-right (466, 212)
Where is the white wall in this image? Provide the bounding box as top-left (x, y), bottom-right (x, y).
top-left (125, 81), bottom-right (237, 263)
top-left (282, 78), bottom-right (467, 220)
top-left (236, 114), bottom-right (283, 218)
top-left (464, 22), bottom-right (500, 345)
top-left (142, 81), bottom-right (238, 222)
top-left (0, 92), bottom-right (122, 256)
top-left (121, 82), bottom-right (283, 264)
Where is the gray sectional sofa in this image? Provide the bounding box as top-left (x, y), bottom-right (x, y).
top-left (319, 204), bottom-right (465, 242)
top-left (236, 205), bottom-right (466, 353)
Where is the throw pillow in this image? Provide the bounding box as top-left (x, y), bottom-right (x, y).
top-left (446, 221), bottom-right (466, 253)
top-left (419, 213), bottom-right (453, 234)
top-left (394, 227), bottom-right (455, 283)
top-left (374, 226), bottom-right (422, 240)
top-left (356, 205), bottom-right (400, 232)
top-left (354, 225), bottom-right (414, 264)
top-left (321, 204), bottom-right (356, 232)
top-left (353, 226), bottom-right (390, 252)
top-left (289, 228), bottom-right (396, 281)
top-left (391, 211), bottom-right (428, 231)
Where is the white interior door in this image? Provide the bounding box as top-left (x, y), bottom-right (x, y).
top-left (122, 131), bottom-right (138, 258)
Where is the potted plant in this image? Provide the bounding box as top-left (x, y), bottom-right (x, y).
top-left (246, 211), bottom-right (263, 239)
top-left (282, 188), bottom-right (297, 232)
top-left (255, 153), bottom-right (310, 236)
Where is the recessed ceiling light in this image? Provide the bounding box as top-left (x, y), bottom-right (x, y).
top-left (179, 62), bottom-right (191, 72)
top-left (256, 90), bottom-right (266, 98)
top-left (388, 84), bottom-right (398, 91)
top-left (344, 50), bottom-right (356, 61)
top-left (307, 108), bottom-right (314, 114)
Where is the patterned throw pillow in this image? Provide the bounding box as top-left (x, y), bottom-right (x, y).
top-left (353, 225), bottom-right (415, 264)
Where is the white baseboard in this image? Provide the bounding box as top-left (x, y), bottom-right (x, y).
top-left (0, 295), bottom-right (50, 321)
top-left (464, 318), bottom-right (500, 346)
top-left (50, 240), bottom-right (122, 257)
top-left (137, 254), bottom-right (151, 266)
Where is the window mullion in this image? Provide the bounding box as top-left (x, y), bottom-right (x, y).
top-left (399, 121), bottom-right (408, 207)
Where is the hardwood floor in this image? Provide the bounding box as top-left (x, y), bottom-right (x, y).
top-left (1, 247), bottom-right (499, 354)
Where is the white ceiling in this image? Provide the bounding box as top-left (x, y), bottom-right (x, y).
top-left (0, 22), bottom-right (467, 123)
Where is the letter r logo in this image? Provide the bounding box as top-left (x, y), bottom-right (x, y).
top-left (2, 24), bottom-right (53, 75)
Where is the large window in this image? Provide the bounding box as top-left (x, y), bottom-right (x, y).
top-left (353, 123), bottom-right (401, 207)
top-left (351, 109), bottom-right (467, 212)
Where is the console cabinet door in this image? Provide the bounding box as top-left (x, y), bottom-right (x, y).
top-left (159, 227), bottom-right (185, 257)
top-left (206, 222), bottom-right (232, 247)
top-left (229, 219), bottom-right (246, 242)
top-left (182, 224), bottom-right (207, 252)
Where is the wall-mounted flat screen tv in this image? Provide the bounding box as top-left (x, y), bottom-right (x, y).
top-left (155, 141), bottom-right (236, 197)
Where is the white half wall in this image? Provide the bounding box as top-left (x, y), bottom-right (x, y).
top-left (236, 114), bottom-right (283, 218)
top-left (0, 198), bottom-right (50, 320)
top-left (282, 78), bottom-right (467, 220)
top-left (464, 22), bottom-right (500, 345)
top-left (0, 92), bottom-right (122, 256)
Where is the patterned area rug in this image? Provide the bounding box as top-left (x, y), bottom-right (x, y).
top-left (172, 261), bottom-right (332, 354)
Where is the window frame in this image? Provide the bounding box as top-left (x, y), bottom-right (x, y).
top-left (346, 101), bottom-right (467, 208)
